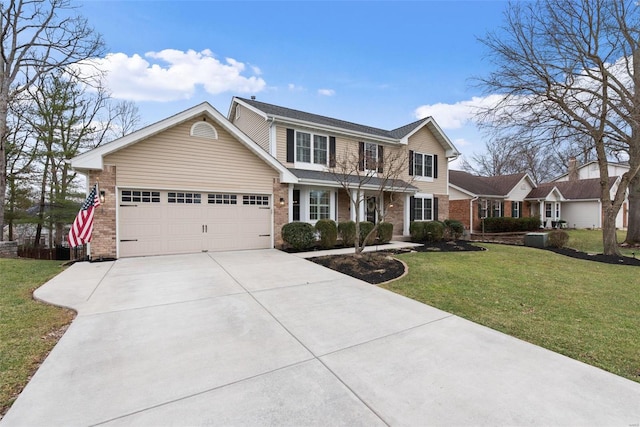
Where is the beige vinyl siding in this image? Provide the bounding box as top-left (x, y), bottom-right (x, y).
top-left (233, 104), bottom-right (270, 152)
top-left (105, 117), bottom-right (278, 193)
top-left (407, 127), bottom-right (447, 195)
top-left (275, 126), bottom-right (290, 166)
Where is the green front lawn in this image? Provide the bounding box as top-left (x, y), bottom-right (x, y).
top-left (0, 259), bottom-right (72, 417)
top-left (566, 228), bottom-right (636, 257)
top-left (384, 244), bottom-right (640, 383)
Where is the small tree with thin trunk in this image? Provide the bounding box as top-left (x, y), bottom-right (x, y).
top-left (328, 145), bottom-right (414, 255)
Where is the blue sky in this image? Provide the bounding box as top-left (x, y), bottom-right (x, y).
top-left (76, 1), bottom-right (510, 168)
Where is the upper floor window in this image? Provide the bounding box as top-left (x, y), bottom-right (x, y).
top-left (409, 151), bottom-right (438, 179)
top-left (359, 141), bottom-right (383, 172)
top-left (296, 131), bottom-right (327, 165)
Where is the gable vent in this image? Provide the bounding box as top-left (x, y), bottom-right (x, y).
top-left (190, 122), bottom-right (218, 139)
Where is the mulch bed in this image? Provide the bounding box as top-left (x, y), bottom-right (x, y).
top-left (308, 239), bottom-right (640, 285)
top-left (545, 247), bottom-right (640, 266)
top-left (310, 252), bottom-right (405, 284)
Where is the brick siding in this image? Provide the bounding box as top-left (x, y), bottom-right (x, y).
top-left (88, 165), bottom-right (117, 259)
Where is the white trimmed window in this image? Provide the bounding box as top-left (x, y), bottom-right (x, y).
top-left (309, 189), bottom-right (331, 220)
top-left (296, 131), bottom-right (328, 165)
top-left (364, 142), bottom-right (379, 171)
top-left (413, 197), bottom-right (433, 221)
top-left (413, 152), bottom-right (434, 177)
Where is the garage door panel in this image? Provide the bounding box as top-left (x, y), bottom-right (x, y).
top-left (118, 190), bottom-right (272, 257)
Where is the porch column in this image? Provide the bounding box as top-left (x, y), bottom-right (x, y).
top-left (539, 201), bottom-right (545, 228)
top-left (404, 194), bottom-right (412, 235)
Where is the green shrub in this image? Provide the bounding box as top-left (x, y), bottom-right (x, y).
top-left (281, 222), bottom-right (315, 251)
top-left (338, 221), bottom-right (357, 247)
top-left (377, 222), bottom-right (394, 244)
top-left (548, 230), bottom-right (569, 248)
top-left (424, 221), bottom-right (445, 242)
top-left (482, 217), bottom-right (541, 232)
top-left (444, 219), bottom-right (464, 240)
top-left (315, 219), bottom-right (337, 249)
top-left (359, 221), bottom-right (376, 245)
top-left (410, 221), bottom-right (427, 243)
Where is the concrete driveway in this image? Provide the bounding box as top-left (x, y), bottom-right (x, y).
top-left (2, 249), bottom-right (639, 426)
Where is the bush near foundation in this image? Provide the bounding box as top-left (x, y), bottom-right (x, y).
top-left (444, 219), bottom-right (465, 240)
top-left (377, 222), bottom-right (394, 244)
top-left (359, 221), bottom-right (376, 245)
top-left (424, 221), bottom-right (445, 242)
top-left (282, 222), bottom-right (315, 251)
top-left (338, 221), bottom-right (357, 247)
top-left (315, 219), bottom-right (338, 249)
top-left (482, 217), bottom-right (541, 232)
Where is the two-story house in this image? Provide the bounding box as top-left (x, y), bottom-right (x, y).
top-left (70, 99), bottom-right (458, 259)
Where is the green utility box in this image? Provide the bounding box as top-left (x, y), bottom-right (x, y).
top-left (524, 232), bottom-right (549, 248)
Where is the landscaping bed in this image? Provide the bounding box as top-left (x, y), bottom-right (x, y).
top-left (309, 240), bottom-right (484, 284)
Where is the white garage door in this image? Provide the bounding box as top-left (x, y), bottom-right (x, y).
top-left (118, 189), bottom-right (272, 257)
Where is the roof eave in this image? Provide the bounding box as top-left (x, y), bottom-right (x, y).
top-left (271, 116), bottom-right (401, 144)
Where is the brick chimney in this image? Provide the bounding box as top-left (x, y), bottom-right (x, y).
top-left (568, 157), bottom-right (579, 181)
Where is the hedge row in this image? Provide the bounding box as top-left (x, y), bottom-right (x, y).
top-left (409, 219), bottom-right (465, 243)
top-left (481, 217), bottom-right (541, 233)
top-left (281, 220), bottom-right (394, 251)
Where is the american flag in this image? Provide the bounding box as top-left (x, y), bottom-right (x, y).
top-left (68, 184), bottom-right (101, 248)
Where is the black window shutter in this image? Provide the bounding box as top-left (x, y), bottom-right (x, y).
top-left (409, 196), bottom-right (415, 221)
top-left (434, 197), bottom-right (439, 221)
top-left (433, 155), bottom-right (438, 179)
top-left (286, 129), bottom-right (295, 163)
top-left (500, 201), bottom-right (505, 217)
top-left (409, 150), bottom-right (414, 176)
top-left (358, 142), bottom-right (364, 171)
top-left (329, 136), bottom-right (336, 167)
top-left (377, 145), bottom-right (384, 173)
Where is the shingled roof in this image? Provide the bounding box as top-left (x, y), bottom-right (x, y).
top-left (288, 168), bottom-right (418, 192)
top-left (449, 170), bottom-right (529, 197)
top-left (526, 177), bottom-right (618, 200)
top-left (236, 97), bottom-right (429, 140)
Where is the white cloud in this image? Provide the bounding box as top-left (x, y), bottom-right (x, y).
top-left (318, 88), bottom-right (335, 96)
top-left (288, 83), bottom-right (304, 92)
top-left (414, 95), bottom-right (503, 129)
top-left (453, 137), bottom-right (470, 147)
top-left (70, 49), bottom-right (266, 102)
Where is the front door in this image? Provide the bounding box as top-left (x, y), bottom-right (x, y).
top-left (366, 196), bottom-right (377, 223)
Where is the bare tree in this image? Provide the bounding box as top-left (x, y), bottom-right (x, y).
top-left (476, 0), bottom-right (640, 255)
top-left (328, 146), bottom-right (413, 254)
top-left (0, 0), bottom-right (104, 240)
top-left (109, 100), bottom-right (142, 138)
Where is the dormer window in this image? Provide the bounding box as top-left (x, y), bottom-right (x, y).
top-left (190, 121), bottom-right (218, 139)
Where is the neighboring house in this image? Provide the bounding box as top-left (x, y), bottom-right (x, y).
top-left (553, 158), bottom-right (630, 182)
top-left (70, 99), bottom-right (459, 259)
top-left (524, 177), bottom-right (624, 229)
top-left (448, 170), bottom-right (536, 231)
top-left (525, 158), bottom-right (629, 229)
